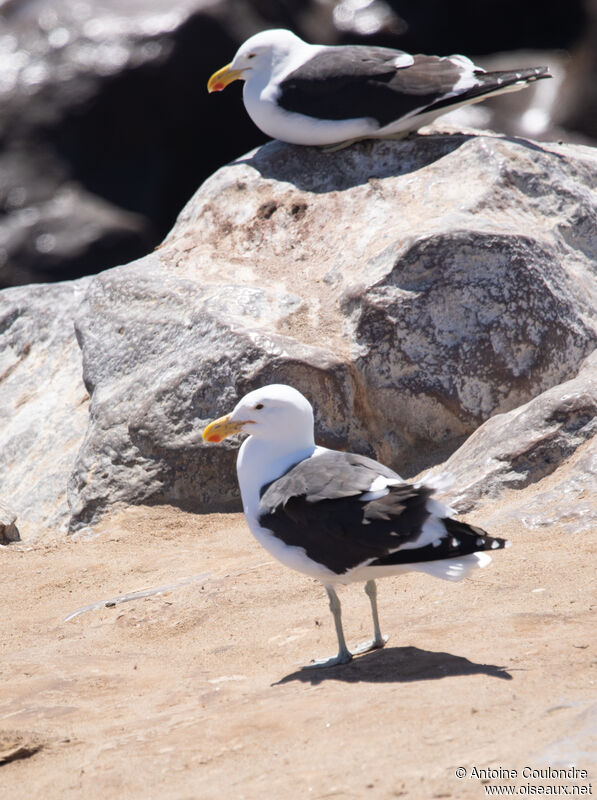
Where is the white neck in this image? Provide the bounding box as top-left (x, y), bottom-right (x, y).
top-left (243, 41), bottom-right (323, 103)
top-left (236, 434), bottom-right (316, 521)
top-left (275, 41), bottom-right (322, 83)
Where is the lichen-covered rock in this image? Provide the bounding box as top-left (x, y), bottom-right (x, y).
top-left (440, 349), bottom-right (597, 514)
top-left (347, 230), bottom-right (594, 461)
top-left (506, 435), bottom-right (596, 533)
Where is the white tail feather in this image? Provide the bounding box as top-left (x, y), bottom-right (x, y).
top-left (411, 552), bottom-right (492, 582)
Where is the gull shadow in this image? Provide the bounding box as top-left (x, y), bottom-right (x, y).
top-left (237, 130), bottom-right (567, 194)
top-left (273, 645), bottom-right (512, 686)
top-left (237, 132), bottom-right (468, 193)
top-left (500, 133), bottom-right (568, 160)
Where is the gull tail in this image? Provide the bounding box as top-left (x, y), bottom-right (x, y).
top-left (411, 517), bottom-right (510, 582)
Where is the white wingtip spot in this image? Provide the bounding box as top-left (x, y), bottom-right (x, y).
top-left (360, 474), bottom-right (394, 501)
top-left (368, 475), bottom-right (390, 492)
top-left (394, 53), bottom-right (415, 69)
top-left (449, 54), bottom-right (476, 70)
top-left (359, 487), bottom-right (390, 502)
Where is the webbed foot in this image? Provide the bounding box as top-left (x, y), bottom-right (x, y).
top-left (351, 634), bottom-right (389, 655)
top-left (302, 650), bottom-right (353, 669)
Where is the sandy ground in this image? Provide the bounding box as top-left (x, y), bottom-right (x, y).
top-left (1, 488), bottom-right (595, 799)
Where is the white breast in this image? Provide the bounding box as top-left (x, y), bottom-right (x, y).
top-left (242, 44), bottom-right (378, 145)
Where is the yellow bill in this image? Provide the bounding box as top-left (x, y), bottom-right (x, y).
top-left (202, 413), bottom-right (252, 443)
top-left (207, 63), bottom-right (245, 93)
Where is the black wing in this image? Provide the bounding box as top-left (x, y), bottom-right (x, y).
top-left (257, 451), bottom-right (507, 575)
top-left (278, 46), bottom-right (550, 127)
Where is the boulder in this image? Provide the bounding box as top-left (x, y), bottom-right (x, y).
top-left (163, 131), bottom-right (597, 468)
top-left (65, 131), bottom-right (596, 529)
top-left (0, 278), bottom-right (90, 539)
top-left (505, 434), bottom-right (596, 532)
top-left (441, 349), bottom-right (597, 518)
top-left (1, 130), bottom-right (596, 534)
top-left (67, 254), bottom-right (370, 529)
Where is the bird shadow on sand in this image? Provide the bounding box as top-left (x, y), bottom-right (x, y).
top-left (273, 645), bottom-right (512, 686)
top-left (237, 131), bottom-right (567, 194)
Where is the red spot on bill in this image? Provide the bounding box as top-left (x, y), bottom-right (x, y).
top-left (208, 434), bottom-right (222, 443)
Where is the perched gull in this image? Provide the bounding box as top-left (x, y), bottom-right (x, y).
top-left (207, 28), bottom-right (550, 147)
top-left (203, 384), bottom-right (509, 669)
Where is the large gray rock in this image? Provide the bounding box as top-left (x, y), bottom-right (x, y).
top-left (507, 434), bottom-right (596, 532)
top-left (163, 131), bottom-right (597, 467)
top-left (64, 131), bottom-right (597, 529)
top-left (1, 130), bottom-right (596, 534)
top-left (68, 255), bottom-right (370, 528)
top-left (441, 349), bottom-right (597, 515)
top-left (0, 279), bottom-right (90, 539)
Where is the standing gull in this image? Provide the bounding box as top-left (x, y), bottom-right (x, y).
top-left (207, 28), bottom-right (550, 147)
top-left (203, 384), bottom-right (509, 668)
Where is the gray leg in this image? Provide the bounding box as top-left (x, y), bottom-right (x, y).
top-left (304, 584), bottom-right (353, 669)
top-left (352, 579), bottom-right (389, 655)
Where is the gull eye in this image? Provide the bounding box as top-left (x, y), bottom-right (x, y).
top-left (247, 53), bottom-right (256, 59)
top-left (254, 403), bottom-right (264, 410)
